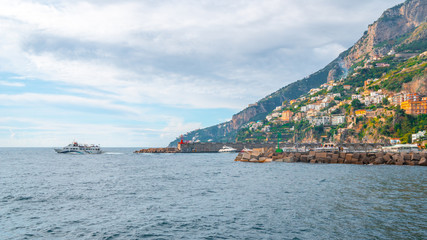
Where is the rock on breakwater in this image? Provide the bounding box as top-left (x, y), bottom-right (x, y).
top-left (235, 148), bottom-right (427, 166)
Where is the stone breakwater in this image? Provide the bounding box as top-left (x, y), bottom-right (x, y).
top-left (134, 148), bottom-right (178, 153)
top-left (235, 148), bottom-right (427, 166)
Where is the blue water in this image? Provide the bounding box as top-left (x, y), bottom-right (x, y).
top-left (0, 148), bottom-right (426, 239)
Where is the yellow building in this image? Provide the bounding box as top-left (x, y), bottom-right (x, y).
top-left (355, 109), bottom-right (367, 116)
top-left (290, 100), bottom-right (297, 105)
top-left (281, 110), bottom-right (293, 122)
top-left (401, 100), bottom-right (427, 115)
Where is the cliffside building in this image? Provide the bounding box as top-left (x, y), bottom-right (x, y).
top-left (281, 110), bottom-right (293, 122)
top-left (355, 110), bottom-right (367, 116)
top-left (401, 100), bottom-right (427, 115)
top-left (331, 115), bottom-right (345, 125)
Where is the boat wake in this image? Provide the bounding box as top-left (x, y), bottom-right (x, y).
top-left (103, 152), bottom-right (124, 155)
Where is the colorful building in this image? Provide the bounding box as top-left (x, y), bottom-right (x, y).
top-left (392, 93), bottom-right (421, 106)
top-left (281, 110), bottom-right (293, 122)
top-left (355, 109), bottom-right (367, 116)
top-left (401, 100), bottom-right (427, 115)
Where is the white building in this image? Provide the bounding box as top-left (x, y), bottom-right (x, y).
top-left (412, 131), bottom-right (426, 142)
top-left (310, 116), bottom-right (331, 126)
top-left (331, 115), bottom-right (345, 125)
top-left (271, 112), bottom-right (280, 118)
top-left (249, 122), bottom-right (263, 131)
top-left (261, 125), bottom-right (271, 133)
top-left (309, 88), bottom-right (321, 95)
top-left (352, 94), bottom-right (363, 100)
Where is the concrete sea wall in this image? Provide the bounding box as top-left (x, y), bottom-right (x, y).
top-left (235, 148), bottom-right (427, 166)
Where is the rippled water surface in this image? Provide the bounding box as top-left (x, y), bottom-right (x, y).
top-left (0, 148), bottom-right (426, 239)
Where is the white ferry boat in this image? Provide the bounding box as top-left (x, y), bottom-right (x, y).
top-left (218, 145), bottom-right (237, 153)
top-left (54, 141), bottom-right (103, 154)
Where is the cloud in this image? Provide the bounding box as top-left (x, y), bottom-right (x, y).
top-left (0, 80), bottom-right (25, 87)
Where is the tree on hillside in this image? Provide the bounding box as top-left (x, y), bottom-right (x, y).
top-left (382, 97), bottom-right (390, 105)
top-left (351, 99), bottom-right (364, 110)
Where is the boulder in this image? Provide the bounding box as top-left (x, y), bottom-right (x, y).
top-left (403, 153), bottom-right (411, 161)
top-left (383, 154), bottom-right (392, 162)
top-left (407, 160), bottom-right (416, 166)
top-left (251, 151), bottom-right (261, 158)
top-left (242, 153), bottom-right (251, 160)
top-left (322, 158), bottom-right (331, 164)
top-left (374, 158), bottom-right (385, 165)
top-left (345, 153), bottom-right (353, 161)
top-left (411, 153), bottom-right (421, 161)
top-left (315, 152), bottom-right (327, 159)
top-left (396, 158), bottom-right (405, 165)
top-left (419, 157), bottom-right (427, 166)
top-left (387, 158), bottom-right (396, 165)
top-left (300, 155), bottom-right (309, 163)
top-left (352, 153), bottom-right (360, 160)
top-left (253, 148), bottom-right (265, 154)
top-left (264, 158), bottom-right (273, 163)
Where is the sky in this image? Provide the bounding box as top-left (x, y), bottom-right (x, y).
top-left (0, 0), bottom-right (403, 147)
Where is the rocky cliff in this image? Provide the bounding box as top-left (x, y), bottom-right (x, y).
top-left (344, 0), bottom-right (427, 67)
top-left (169, 0), bottom-right (426, 147)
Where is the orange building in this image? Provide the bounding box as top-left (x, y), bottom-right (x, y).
top-left (355, 109), bottom-right (367, 116)
top-left (281, 110), bottom-right (293, 122)
top-left (401, 100), bottom-right (427, 115)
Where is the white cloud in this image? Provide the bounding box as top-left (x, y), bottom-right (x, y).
top-left (0, 80), bottom-right (25, 87)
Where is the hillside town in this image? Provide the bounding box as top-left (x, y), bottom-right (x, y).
top-left (238, 51), bottom-right (427, 147)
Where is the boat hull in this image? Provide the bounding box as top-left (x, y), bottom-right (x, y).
top-left (54, 143), bottom-right (103, 154)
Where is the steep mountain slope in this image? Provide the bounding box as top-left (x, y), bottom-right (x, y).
top-left (169, 0), bottom-right (426, 147)
top-left (344, 0), bottom-right (426, 67)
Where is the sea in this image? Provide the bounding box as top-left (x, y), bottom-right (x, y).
top-left (0, 148), bottom-right (426, 240)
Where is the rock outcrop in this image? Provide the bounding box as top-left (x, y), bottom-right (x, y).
top-left (344, 0), bottom-right (427, 67)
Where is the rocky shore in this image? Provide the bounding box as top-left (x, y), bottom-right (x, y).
top-left (235, 148), bottom-right (427, 166)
